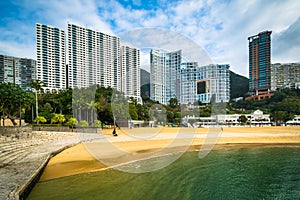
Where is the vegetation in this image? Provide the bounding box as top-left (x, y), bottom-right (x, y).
top-left (66, 117), bottom-right (78, 130)
top-left (0, 82), bottom-right (34, 125)
top-left (34, 116), bottom-right (47, 125)
top-left (78, 120), bottom-right (89, 127)
top-left (1, 78), bottom-right (300, 127)
top-left (51, 114), bottom-right (66, 125)
top-left (231, 88), bottom-right (300, 124)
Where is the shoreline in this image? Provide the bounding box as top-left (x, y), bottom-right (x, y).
top-left (40, 142), bottom-right (300, 183)
top-left (39, 126), bottom-right (300, 181)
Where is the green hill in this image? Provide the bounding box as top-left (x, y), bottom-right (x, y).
top-left (230, 71), bottom-right (249, 99)
top-left (140, 69), bottom-right (150, 98)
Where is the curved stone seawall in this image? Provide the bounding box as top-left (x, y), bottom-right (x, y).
top-left (0, 130), bottom-right (105, 200)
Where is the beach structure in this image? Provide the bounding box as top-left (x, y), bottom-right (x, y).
top-left (183, 110), bottom-right (272, 127)
top-left (286, 115), bottom-right (300, 126)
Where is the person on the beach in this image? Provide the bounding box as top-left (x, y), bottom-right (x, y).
top-left (112, 128), bottom-right (117, 136)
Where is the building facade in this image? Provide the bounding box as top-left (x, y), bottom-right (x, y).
top-left (150, 49), bottom-right (181, 104)
top-left (68, 24), bottom-right (121, 90)
top-left (36, 23), bottom-right (66, 92)
top-left (121, 46), bottom-right (141, 102)
top-left (0, 54), bottom-right (36, 90)
top-left (196, 64), bottom-right (230, 103)
top-left (248, 31), bottom-right (272, 92)
top-left (271, 63), bottom-right (300, 91)
top-left (180, 62), bottom-right (198, 104)
top-left (180, 63), bottom-right (230, 104)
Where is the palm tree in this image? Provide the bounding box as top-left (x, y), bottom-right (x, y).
top-left (28, 80), bottom-right (44, 117)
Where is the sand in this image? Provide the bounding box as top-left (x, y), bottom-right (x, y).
top-left (40, 126), bottom-right (300, 181)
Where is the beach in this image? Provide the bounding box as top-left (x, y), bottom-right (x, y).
top-left (40, 126), bottom-right (300, 181)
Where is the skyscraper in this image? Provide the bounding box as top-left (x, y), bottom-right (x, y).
top-left (248, 31), bottom-right (272, 92)
top-left (121, 46), bottom-right (141, 102)
top-left (36, 23), bottom-right (66, 92)
top-left (180, 63), bottom-right (230, 104)
top-left (150, 49), bottom-right (181, 104)
top-left (68, 24), bottom-right (121, 90)
top-left (0, 54), bottom-right (36, 90)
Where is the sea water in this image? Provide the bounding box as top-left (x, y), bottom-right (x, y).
top-left (27, 147), bottom-right (300, 200)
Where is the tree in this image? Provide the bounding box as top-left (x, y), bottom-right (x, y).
top-left (270, 111), bottom-right (285, 126)
top-left (34, 116), bottom-right (47, 125)
top-left (92, 120), bottom-right (102, 127)
top-left (129, 104), bottom-right (138, 120)
top-left (169, 98), bottom-right (179, 108)
top-left (0, 83), bottom-right (34, 126)
top-left (28, 80), bottom-right (44, 117)
top-left (39, 103), bottom-right (53, 122)
top-left (66, 117), bottom-right (78, 131)
top-left (238, 115), bottom-right (248, 125)
top-left (51, 113), bottom-right (65, 125)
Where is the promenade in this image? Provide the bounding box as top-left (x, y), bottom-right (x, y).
top-left (0, 130), bottom-right (105, 200)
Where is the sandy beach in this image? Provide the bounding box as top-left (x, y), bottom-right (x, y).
top-left (40, 126), bottom-right (300, 181)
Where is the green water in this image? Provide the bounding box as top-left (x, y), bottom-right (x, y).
top-left (28, 147), bottom-right (300, 200)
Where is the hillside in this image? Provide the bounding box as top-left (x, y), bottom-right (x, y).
top-left (140, 69), bottom-right (150, 97)
top-left (230, 71), bottom-right (249, 99)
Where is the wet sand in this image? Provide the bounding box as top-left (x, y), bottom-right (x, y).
top-left (40, 126), bottom-right (300, 181)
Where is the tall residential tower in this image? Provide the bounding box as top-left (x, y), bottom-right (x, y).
top-left (36, 23), bottom-right (66, 92)
top-left (150, 49), bottom-right (181, 104)
top-left (68, 24), bottom-right (121, 90)
top-left (248, 31), bottom-right (272, 92)
top-left (121, 46), bottom-right (141, 102)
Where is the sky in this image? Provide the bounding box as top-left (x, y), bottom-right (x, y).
top-left (1, 0), bottom-right (300, 77)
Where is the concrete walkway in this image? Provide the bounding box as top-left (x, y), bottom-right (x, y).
top-left (0, 131), bottom-right (105, 200)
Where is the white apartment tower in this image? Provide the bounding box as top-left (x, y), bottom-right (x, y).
top-left (150, 49), bottom-right (181, 104)
top-left (195, 64), bottom-right (230, 103)
top-left (68, 24), bottom-right (121, 90)
top-left (121, 46), bottom-right (141, 101)
top-left (180, 63), bottom-right (230, 104)
top-left (36, 23), bottom-right (66, 92)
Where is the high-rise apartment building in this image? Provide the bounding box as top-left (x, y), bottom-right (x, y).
top-left (181, 63), bottom-right (230, 104)
top-left (0, 54), bottom-right (36, 90)
top-left (248, 31), bottom-right (272, 92)
top-left (271, 63), bottom-right (300, 90)
top-left (150, 49), bottom-right (181, 104)
top-left (196, 64), bottom-right (230, 103)
top-left (36, 23), bottom-right (66, 92)
top-left (180, 62), bottom-right (198, 104)
top-left (68, 24), bottom-right (121, 90)
top-left (121, 46), bottom-right (141, 102)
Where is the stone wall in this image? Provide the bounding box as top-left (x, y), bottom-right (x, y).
top-left (0, 126), bottom-right (32, 136)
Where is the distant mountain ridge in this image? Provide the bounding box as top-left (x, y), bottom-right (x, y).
top-left (140, 69), bottom-right (249, 100)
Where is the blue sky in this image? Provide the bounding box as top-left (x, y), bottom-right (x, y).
top-left (1, 0), bottom-right (300, 77)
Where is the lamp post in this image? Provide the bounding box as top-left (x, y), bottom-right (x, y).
top-left (19, 99), bottom-right (22, 127)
